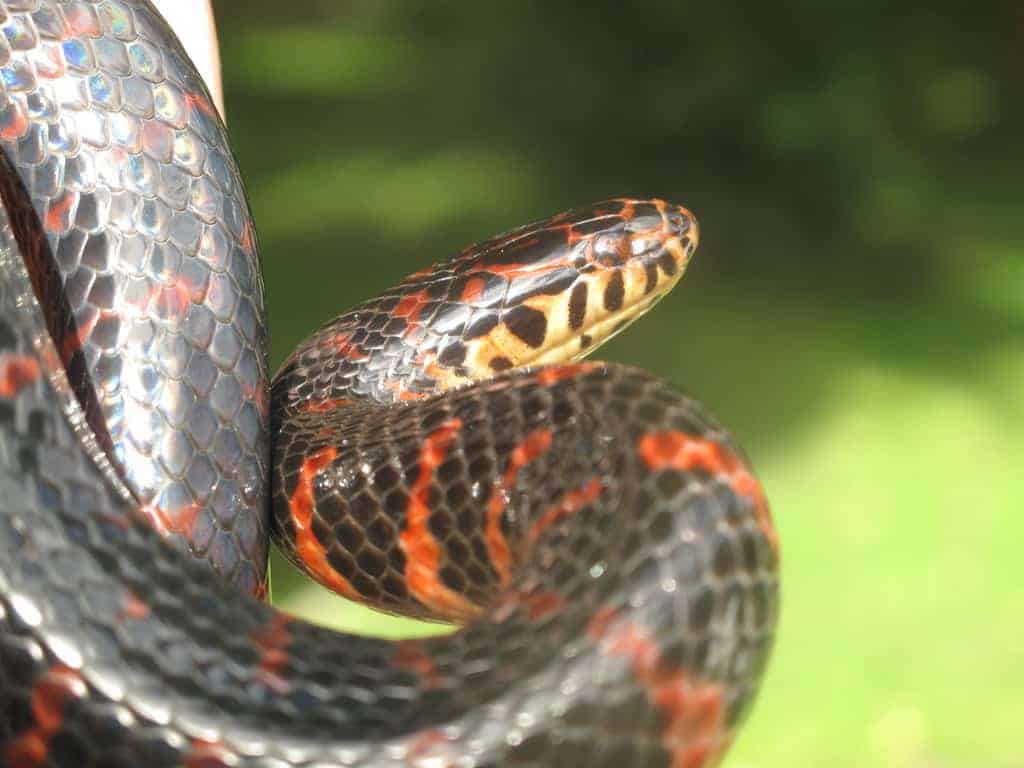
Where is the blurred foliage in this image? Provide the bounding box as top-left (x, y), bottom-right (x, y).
top-left (213, 1), bottom-right (1022, 766)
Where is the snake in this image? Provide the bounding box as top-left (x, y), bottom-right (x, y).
top-left (0, 2), bottom-right (779, 766)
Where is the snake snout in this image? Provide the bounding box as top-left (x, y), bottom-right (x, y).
top-left (589, 198), bottom-right (697, 277)
top-left (630, 200), bottom-right (698, 270)
top-left (492, 198), bottom-right (700, 370)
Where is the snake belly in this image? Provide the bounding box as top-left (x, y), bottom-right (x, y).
top-left (0, 2), bottom-right (779, 767)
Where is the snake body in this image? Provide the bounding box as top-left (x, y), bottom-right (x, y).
top-left (0, 3), bottom-right (779, 766)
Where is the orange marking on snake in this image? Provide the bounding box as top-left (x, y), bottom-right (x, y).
top-left (119, 590), bottom-right (150, 622)
top-left (0, 99), bottom-right (28, 139)
top-left (393, 640), bottom-right (442, 690)
top-left (405, 729), bottom-right (453, 765)
top-left (484, 428), bottom-right (553, 584)
top-left (240, 378), bottom-right (270, 421)
top-left (331, 332), bottom-right (367, 361)
top-left (140, 501), bottom-right (202, 538)
top-left (251, 614), bottom-right (294, 694)
top-left (527, 477), bottom-right (604, 547)
top-left (58, 311), bottom-right (98, 365)
top-left (522, 590), bottom-right (567, 620)
top-left (460, 275), bottom-right (487, 303)
top-left (638, 431), bottom-right (778, 555)
top-left (289, 446), bottom-right (361, 600)
top-left (496, 588), bottom-right (567, 621)
top-left (152, 283), bottom-right (193, 320)
top-left (587, 608), bottom-right (731, 768)
top-left (301, 397), bottom-right (353, 414)
top-left (399, 417), bottom-right (478, 618)
top-left (422, 353), bottom-right (448, 382)
top-left (4, 664), bottom-right (88, 768)
top-left (32, 41), bottom-right (65, 80)
top-left (384, 378), bottom-right (429, 403)
top-left (0, 354), bottom-right (40, 397)
top-left (408, 263), bottom-right (436, 279)
top-left (240, 217), bottom-right (257, 256)
top-left (392, 288), bottom-right (432, 325)
top-left (185, 91), bottom-right (219, 121)
top-left (184, 739), bottom-right (233, 768)
top-left (44, 190), bottom-right (75, 234)
top-left (564, 222), bottom-right (588, 246)
top-left (535, 362), bottom-right (599, 386)
top-left (64, 6), bottom-right (101, 36)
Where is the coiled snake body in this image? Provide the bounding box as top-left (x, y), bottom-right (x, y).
top-left (0, 3), bottom-right (778, 766)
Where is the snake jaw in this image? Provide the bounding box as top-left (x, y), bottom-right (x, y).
top-left (495, 202), bottom-right (698, 371)
top-left (448, 200), bottom-right (699, 381)
top-left (508, 274), bottom-right (675, 370)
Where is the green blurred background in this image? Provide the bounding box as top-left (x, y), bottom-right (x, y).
top-left (213, 2), bottom-right (1021, 766)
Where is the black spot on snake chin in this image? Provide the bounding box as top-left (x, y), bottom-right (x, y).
top-left (568, 281), bottom-right (588, 331)
top-left (657, 250), bottom-right (677, 277)
top-left (643, 262), bottom-right (659, 295)
top-left (505, 305), bottom-right (547, 348)
top-left (603, 270), bottom-right (624, 312)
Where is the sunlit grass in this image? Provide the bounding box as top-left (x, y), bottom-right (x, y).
top-left (732, 353), bottom-right (1023, 767)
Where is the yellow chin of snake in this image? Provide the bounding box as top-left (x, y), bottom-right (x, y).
top-left (466, 230), bottom-right (696, 377)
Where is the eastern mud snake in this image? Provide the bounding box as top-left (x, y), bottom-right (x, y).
top-left (0, 3), bottom-right (779, 766)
